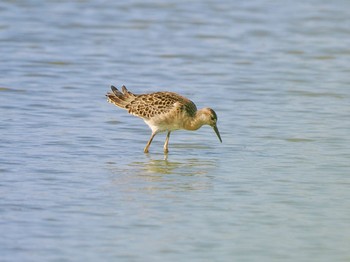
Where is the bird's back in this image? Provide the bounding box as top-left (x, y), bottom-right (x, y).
top-left (107, 86), bottom-right (197, 120)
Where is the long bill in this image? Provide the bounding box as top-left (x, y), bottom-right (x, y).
top-left (213, 125), bottom-right (222, 143)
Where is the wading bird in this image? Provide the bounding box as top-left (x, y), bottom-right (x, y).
top-left (106, 85), bottom-right (222, 153)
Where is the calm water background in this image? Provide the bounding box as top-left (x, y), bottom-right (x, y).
top-left (1, 1), bottom-right (350, 261)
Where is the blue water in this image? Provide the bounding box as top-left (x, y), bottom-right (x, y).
top-left (1, 1), bottom-right (350, 261)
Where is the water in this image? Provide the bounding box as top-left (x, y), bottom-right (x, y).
top-left (1, 1), bottom-right (350, 261)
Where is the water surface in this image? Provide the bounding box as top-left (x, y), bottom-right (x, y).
top-left (1, 1), bottom-right (350, 261)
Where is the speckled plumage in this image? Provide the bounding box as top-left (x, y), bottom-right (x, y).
top-left (106, 85), bottom-right (222, 153)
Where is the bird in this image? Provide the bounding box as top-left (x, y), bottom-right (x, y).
top-left (106, 85), bottom-right (222, 153)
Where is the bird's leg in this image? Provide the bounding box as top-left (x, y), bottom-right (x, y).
top-left (164, 131), bottom-right (171, 154)
top-left (144, 132), bottom-right (157, 153)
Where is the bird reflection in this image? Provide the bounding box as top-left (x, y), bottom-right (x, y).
top-left (106, 154), bottom-right (217, 192)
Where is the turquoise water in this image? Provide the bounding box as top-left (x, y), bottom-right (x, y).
top-left (1, 1), bottom-right (350, 261)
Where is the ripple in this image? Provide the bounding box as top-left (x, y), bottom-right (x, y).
top-left (288, 90), bottom-right (346, 99)
top-left (285, 138), bottom-right (315, 143)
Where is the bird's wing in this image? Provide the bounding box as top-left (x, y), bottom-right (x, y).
top-left (126, 92), bottom-right (197, 119)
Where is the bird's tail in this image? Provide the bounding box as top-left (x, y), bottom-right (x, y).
top-left (106, 85), bottom-right (136, 109)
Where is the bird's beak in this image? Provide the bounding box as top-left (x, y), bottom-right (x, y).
top-left (213, 125), bottom-right (222, 143)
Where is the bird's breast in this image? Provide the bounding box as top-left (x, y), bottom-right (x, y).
top-left (144, 113), bottom-right (187, 133)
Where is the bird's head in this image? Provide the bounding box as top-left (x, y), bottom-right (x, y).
top-left (200, 108), bottom-right (222, 143)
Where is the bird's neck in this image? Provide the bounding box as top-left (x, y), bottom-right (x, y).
top-left (184, 110), bottom-right (207, 131)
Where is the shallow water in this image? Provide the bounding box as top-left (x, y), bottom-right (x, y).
top-left (1, 1), bottom-right (350, 261)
